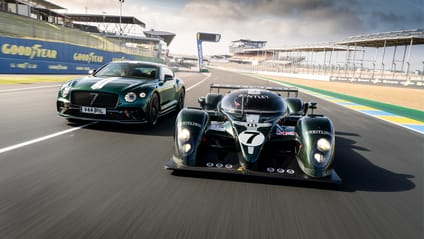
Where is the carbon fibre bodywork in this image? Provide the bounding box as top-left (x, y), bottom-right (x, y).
top-left (166, 84), bottom-right (341, 184)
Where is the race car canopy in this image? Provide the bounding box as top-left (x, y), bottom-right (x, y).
top-left (220, 89), bottom-right (286, 114)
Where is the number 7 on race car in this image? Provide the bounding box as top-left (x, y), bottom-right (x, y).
top-left (238, 131), bottom-right (265, 147)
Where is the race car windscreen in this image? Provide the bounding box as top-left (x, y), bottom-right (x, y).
top-left (220, 89), bottom-right (286, 114)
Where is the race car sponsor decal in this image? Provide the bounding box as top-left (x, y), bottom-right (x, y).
top-left (179, 121), bottom-right (202, 128)
top-left (246, 114), bottom-right (260, 123)
top-left (308, 130), bottom-right (331, 136)
top-left (247, 89), bottom-right (261, 95)
top-left (238, 130), bottom-right (265, 147)
top-left (275, 126), bottom-right (296, 136)
top-left (208, 121), bottom-right (225, 131)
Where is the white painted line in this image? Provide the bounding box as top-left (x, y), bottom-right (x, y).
top-left (187, 73), bottom-right (211, 91)
top-left (250, 74), bottom-right (424, 135)
top-left (0, 84), bottom-right (62, 93)
top-left (0, 73), bottom-right (211, 155)
top-left (0, 122), bottom-right (95, 155)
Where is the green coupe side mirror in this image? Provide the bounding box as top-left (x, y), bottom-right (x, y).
top-left (164, 75), bottom-right (173, 82)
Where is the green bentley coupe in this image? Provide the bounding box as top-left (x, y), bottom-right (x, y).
top-left (56, 61), bottom-right (185, 126)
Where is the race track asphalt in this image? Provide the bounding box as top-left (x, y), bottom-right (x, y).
top-left (0, 69), bottom-right (422, 239)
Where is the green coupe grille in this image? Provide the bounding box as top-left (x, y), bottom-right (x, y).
top-left (71, 91), bottom-right (118, 108)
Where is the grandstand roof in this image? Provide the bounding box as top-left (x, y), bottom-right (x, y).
top-left (232, 39), bottom-right (267, 44)
top-left (64, 13), bottom-right (146, 28)
top-left (338, 29), bottom-right (424, 47)
top-left (143, 30), bottom-right (175, 46)
top-left (240, 44), bottom-right (353, 54)
top-left (24, 0), bottom-right (65, 10)
top-left (105, 34), bottom-right (160, 44)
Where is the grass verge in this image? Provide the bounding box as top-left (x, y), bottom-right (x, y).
top-left (254, 74), bottom-right (424, 122)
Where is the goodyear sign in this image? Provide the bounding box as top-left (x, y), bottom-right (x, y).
top-left (0, 36), bottom-right (141, 74)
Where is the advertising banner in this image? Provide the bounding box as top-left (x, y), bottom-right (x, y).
top-left (0, 36), bottom-right (139, 74)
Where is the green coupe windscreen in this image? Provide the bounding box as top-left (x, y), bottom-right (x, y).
top-left (95, 62), bottom-right (158, 79)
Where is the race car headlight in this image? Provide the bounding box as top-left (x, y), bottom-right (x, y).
top-left (61, 86), bottom-right (71, 97)
top-left (317, 138), bottom-right (331, 152)
top-left (139, 92), bottom-right (146, 98)
top-left (178, 128), bottom-right (190, 142)
top-left (182, 143), bottom-right (192, 153)
top-left (124, 92), bottom-right (137, 102)
top-left (314, 153), bottom-right (325, 163)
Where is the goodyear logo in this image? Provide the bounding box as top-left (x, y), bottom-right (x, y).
top-left (1, 44), bottom-right (57, 59)
top-left (73, 52), bottom-right (104, 63)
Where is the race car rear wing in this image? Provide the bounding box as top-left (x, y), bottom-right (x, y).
top-left (210, 83), bottom-right (299, 97)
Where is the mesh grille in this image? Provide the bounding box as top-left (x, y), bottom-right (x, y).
top-left (71, 91), bottom-right (118, 108)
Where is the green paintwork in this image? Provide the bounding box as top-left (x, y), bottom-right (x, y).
top-left (171, 86), bottom-right (339, 182)
top-left (56, 61), bottom-right (184, 124)
top-left (296, 115), bottom-right (335, 177)
top-left (174, 108), bottom-right (209, 166)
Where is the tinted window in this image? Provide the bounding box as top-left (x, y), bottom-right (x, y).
top-left (221, 89), bottom-right (286, 114)
top-left (95, 62), bottom-right (158, 79)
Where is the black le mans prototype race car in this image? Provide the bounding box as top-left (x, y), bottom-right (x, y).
top-left (166, 84), bottom-right (341, 184)
top-left (57, 61), bottom-right (185, 126)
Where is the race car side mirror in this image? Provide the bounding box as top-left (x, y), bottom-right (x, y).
top-left (308, 102), bottom-right (317, 115)
top-left (303, 102), bottom-right (309, 115)
top-left (88, 69), bottom-right (96, 75)
top-left (198, 97), bottom-right (206, 108)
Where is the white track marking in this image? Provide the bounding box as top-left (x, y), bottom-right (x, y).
top-left (0, 73), bottom-right (211, 155)
top-left (0, 122), bottom-right (95, 155)
top-left (0, 85), bottom-right (62, 93)
top-left (187, 73), bottom-right (211, 91)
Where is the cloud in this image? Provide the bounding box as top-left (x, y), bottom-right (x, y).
top-left (50, 0), bottom-right (422, 55)
top-left (176, 0), bottom-right (366, 52)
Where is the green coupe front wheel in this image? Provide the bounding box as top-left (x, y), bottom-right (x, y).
top-left (147, 93), bottom-right (159, 126)
top-left (176, 90), bottom-right (185, 112)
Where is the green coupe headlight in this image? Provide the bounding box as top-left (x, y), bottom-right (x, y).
top-left (124, 92), bottom-right (137, 102)
top-left (61, 86), bottom-right (71, 97)
top-left (317, 138), bottom-right (331, 152)
top-left (139, 92), bottom-right (146, 98)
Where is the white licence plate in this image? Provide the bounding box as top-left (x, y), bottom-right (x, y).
top-left (81, 106), bottom-right (106, 115)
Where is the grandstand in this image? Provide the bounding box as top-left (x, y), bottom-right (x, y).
top-left (0, 0), bottom-right (177, 73)
top-left (0, 0), bottom-right (174, 58)
top-left (222, 30), bottom-right (424, 88)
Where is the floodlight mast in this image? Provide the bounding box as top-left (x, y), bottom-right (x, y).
top-left (119, 0), bottom-right (124, 36)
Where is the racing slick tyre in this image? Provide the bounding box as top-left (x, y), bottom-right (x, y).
top-left (147, 93), bottom-right (159, 127)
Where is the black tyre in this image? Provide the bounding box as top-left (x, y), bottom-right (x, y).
top-left (176, 89), bottom-right (185, 112)
top-left (147, 93), bottom-right (159, 126)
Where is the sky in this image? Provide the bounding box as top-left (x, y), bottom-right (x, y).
top-left (52, 0), bottom-right (423, 56)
